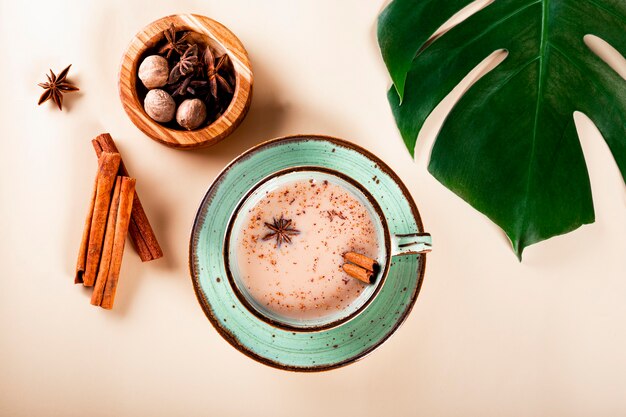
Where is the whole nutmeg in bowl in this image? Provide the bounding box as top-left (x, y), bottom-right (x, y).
top-left (119, 14), bottom-right (253, 149)
top-left (144, 89), bottom-right (176, 122)
top-left (138, 55), bottom-right (169, 88)
top-left (177, 98), bottom-right (207, 130)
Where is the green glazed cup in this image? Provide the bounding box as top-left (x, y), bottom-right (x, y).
top-left (190, 135), bottom-right (431, 371)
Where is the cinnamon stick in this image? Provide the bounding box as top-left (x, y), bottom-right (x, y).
top-left (344, 252), bottom-right (378, 272)
top-left (75, 175), bottom-right (98, 284)
top-left (100, 177), bottom-right (136, 310)
top-left (342, 263), bottom-right (373, 284)
top-left (91, 177), bottom-right (122, 306)
top-left (80, 152), bottom-right (121, 286)
top-left (92, 133), bottom-right (163, 262)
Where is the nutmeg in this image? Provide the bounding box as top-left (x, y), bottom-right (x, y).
top-left (138, 55), bottom-right (169, 89)
top-left (176, 98), bottom-right (207, 130)
top-left (144, 89), bottom-right (175, 123)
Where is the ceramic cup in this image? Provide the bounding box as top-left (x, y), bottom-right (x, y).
top-left (224, 166), bottom-right (432, 332)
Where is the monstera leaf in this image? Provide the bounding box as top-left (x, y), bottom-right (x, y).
top-left (378, 0), bottom-right (626, 258)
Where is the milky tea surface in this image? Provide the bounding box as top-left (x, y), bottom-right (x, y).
top-left (234, 177), bottom-right (381, 321)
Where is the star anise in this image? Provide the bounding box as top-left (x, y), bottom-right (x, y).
top-left (168, 44), bottom-right (199, 84)
top-left (158, 24), bottom-right (190, 59)
top-left (169, 75), bottom-right (192, 97)
top-left (262, 215), bottom-right (300, 247)
top-left (37, 65), bottom-right (79, 111)
top-left (170, 77), bottom-right (209, 97)
top-left (202, 47), bottom-right (234, 100)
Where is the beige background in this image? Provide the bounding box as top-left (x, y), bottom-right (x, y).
top-left (1, 0), bottom-right (626, 416)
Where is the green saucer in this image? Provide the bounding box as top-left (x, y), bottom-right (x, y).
top-left (189, 135), bottom-right (430, 371)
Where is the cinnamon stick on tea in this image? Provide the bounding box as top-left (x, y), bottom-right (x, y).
top-left (91, 177), bottom-right (122, 306)
top-left (92, 133), bottom-right (163, 262)
top-left (344, 252), bottom-right (378, 272)
top-left (342, 263), bottom-right (374, 284)
top-left (100, 177), bottom-right (136, 310)
top-left (76, 152), bottom-right (121, 286)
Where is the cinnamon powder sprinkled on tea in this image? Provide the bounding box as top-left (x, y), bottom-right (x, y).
top-left (234, 177), bottom-right (380, 321)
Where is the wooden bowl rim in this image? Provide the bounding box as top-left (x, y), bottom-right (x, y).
top-left (119, 14), bottom-right (253, 149)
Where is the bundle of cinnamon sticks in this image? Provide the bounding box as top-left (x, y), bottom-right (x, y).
top-left (75, 133), bottom-right (162, 309)
top-left (342, 252), bottom-right (379, 284)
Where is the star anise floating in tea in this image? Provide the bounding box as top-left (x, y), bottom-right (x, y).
top-left (37, 65), bottom-right (79, 111)
top-left (262, 215), bottom-right (300, 247)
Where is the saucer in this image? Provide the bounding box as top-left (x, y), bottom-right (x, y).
top-left (189, 135), bottom-right (429, 371)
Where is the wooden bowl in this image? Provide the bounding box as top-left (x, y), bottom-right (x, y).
top-left (119, 14), bottom-right (253, 149)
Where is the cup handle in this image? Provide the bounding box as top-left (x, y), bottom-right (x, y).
top-left (391, 232), bottom-right (432, 256)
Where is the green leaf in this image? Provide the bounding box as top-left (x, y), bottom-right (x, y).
top-left (377, 0), bottom-right (476, 101)
top-left (378, 0), bottom-right (626, 259)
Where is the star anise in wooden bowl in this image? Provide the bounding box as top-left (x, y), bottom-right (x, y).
top-left (134, 24), bottom-right (236, 132)
top-left (119, 14), bottom-right (253, 149)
